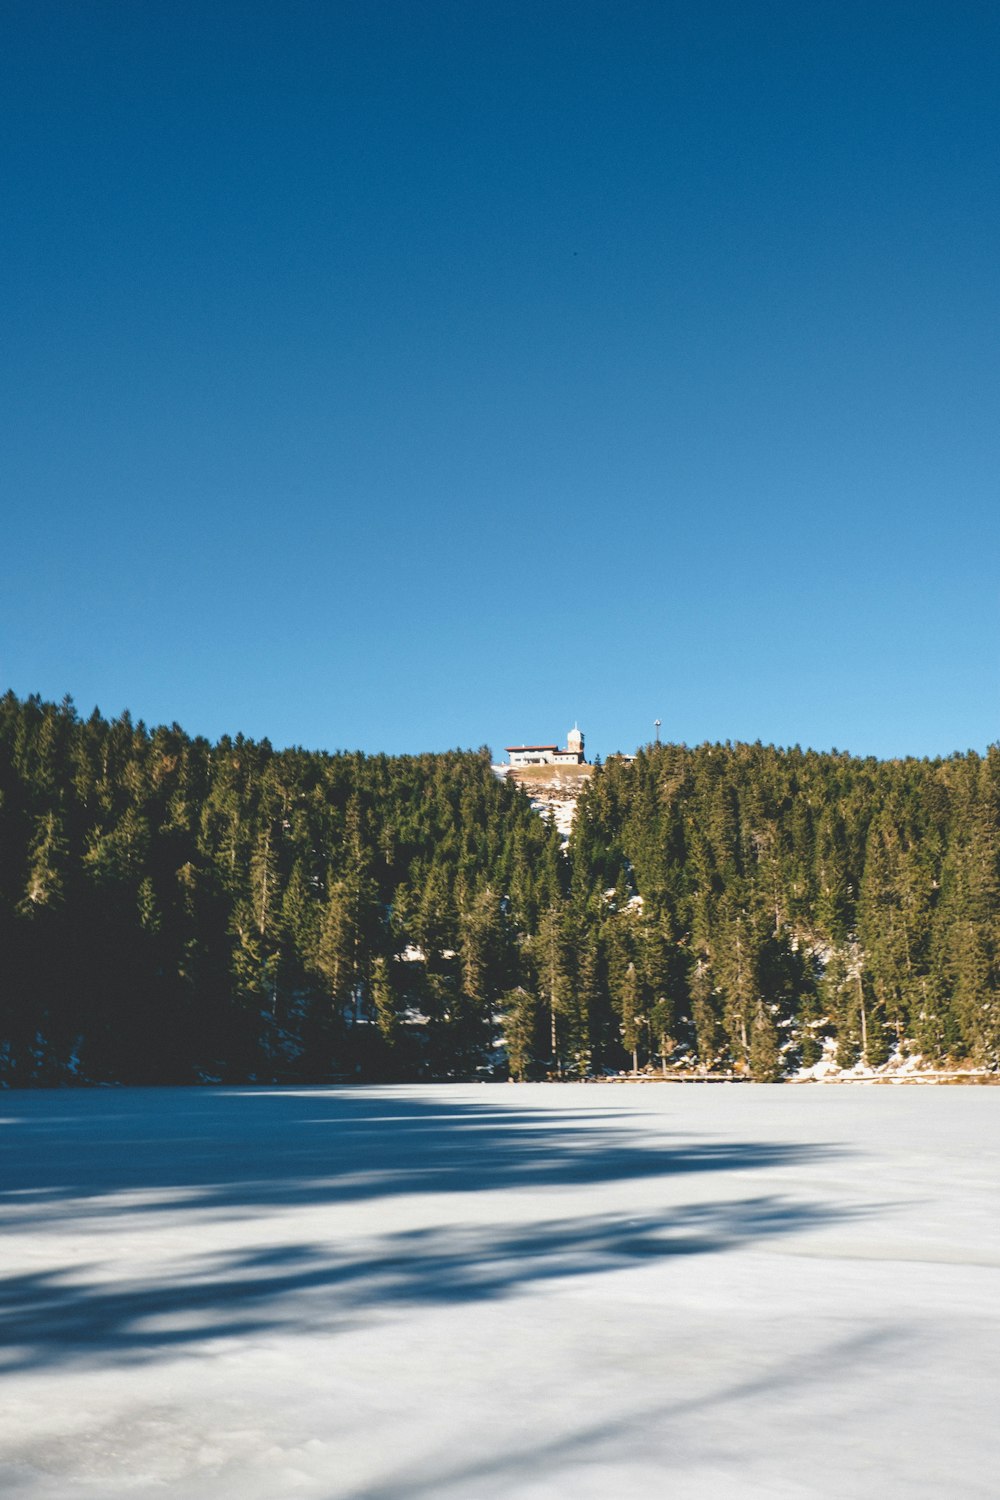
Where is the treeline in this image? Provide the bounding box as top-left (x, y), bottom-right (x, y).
top-left (569, 741), bottom-right (1000, 1078)
top-left (1, 693), bottom-right (998, 1083)
top-left (0, 693), bottom-right (563, 1083)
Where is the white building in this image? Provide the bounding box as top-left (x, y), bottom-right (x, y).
top-left (506, 726), bottom-right (586, 768)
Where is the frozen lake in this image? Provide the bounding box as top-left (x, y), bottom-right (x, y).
top-left (1, 1083), bottom-right (998, 1498)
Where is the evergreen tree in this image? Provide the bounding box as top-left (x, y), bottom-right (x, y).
top-left (618, 961), bottom-right (641, 1073)
top-left (749, 997), bottom-right (782, 1082)
top-left (501, 986), bottom-right (538, 1080)
top-left (533, 903), bottom-right (573, 1076)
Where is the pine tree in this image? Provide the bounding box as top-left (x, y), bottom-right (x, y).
top-left (316, 878), bottom-right (359, 1021)
top-left (749, 997), bottom-right (782, 1081)
top-left (619, 961), bottom-right (641, 1073)
top-left (533, 903), bottom-right (573, 1075)
top-left (18, 812), bottom-right (68, 914)
top-left (372, 955), bottom-right (399, 1046)
top-left (501, 986), bottom-right (538, 1080)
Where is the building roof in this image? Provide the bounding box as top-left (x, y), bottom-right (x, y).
top-left (505, 744), bottom-right (558, 752)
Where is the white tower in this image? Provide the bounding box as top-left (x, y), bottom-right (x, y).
top-left (567, 724), bottom-right (584, 762)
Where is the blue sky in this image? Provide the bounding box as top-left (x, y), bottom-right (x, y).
top-left (4, 1), bottom-right (999, 761)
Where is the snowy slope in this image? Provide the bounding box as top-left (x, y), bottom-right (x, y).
top-left (493, 762), bottom-right (592, 844)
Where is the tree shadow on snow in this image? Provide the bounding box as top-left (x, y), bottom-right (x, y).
top-left (0, 1086), bottom-right (864, 1373)
top-left (0, 1085), bottom-right (843, 1217)
top-left (0, 1192), bottom-right (868, 1374)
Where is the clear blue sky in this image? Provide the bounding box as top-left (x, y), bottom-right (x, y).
top-left (4, 1), bottom-right (999, 761)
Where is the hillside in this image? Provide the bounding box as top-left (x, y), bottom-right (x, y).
top-left (2, 692), bottom-right (999, 1083)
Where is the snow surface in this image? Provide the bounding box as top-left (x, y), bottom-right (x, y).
top-left (2, 1083), bottom-right (999, 1498)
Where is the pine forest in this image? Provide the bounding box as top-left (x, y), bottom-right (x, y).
top-left (2, 691), bottom-right (999, 1084)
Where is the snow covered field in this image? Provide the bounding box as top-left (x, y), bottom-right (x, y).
top-left (1, 1084), bottom-right (999, 1499)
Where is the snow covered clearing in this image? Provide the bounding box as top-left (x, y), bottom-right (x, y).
top-left (493, 762), bottom-right (591, 844)
top-left (1, 1084), bottom-right (999, 1498)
